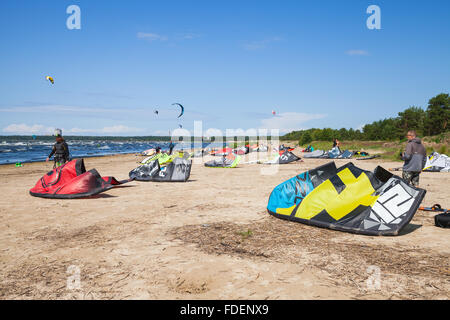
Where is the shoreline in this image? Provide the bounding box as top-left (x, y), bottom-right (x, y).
top-left (0, 151), bottom-right (142, 166)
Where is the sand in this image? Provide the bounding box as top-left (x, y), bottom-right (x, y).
top-left (0, 151), bottom-right (449, 300)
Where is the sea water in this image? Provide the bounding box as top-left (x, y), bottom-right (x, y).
top-left (0, 138), bottom-right (226, 165)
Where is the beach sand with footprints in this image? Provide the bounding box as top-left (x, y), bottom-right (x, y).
top-left (0, 150), bottom-right (449, 299)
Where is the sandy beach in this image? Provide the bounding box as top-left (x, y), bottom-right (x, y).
top-left (0, 150), bottom-right (449, 300)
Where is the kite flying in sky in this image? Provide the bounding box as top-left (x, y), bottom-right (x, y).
top-left (46, 76), bottom-right (54, 84)
top-left (172, 103), bottom-right (184, 118)
top-left (154, 103), bottom-right (184, 118)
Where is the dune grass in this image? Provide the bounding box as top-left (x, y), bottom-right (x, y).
top-left (293, 133), bottom-right (449, 162)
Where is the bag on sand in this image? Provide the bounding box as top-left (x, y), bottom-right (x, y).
top-left (435, 213), bottom-right (450, 228)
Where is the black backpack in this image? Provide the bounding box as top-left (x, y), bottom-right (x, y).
top-left (420, 204), bottom-right (450, 229)
top-left (435, 212), bottom-right (450, 228)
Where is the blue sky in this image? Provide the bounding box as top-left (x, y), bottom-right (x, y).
top-left (0, 0), bottom-right (449, 136)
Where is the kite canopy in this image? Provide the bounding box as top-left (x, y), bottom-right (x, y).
top-left (172, 103), bottom-right (184, 118)
top-left (30, 159), bottom-right (129, 199)
top-left (210, 147), bottom-right (232, 156)
top-left (264, 150), bottom-right (301, 164)
top-left (141, 148), bottom-right (156, 156)
top-left (327, 147), bottom-right (341, 158)
top-left (46, 76), bottom-right (54, 84)
top-left (141, 153), bottom-right (163, 164)
top-left (205, 154), bottom-right (241, 168)
top-left (337, 150), bottom-right (355, 159)
top-left (356, 155), bottom-right (380, 160)
top-left (130, 157), bottom-right (192, 182)
top-left (267, 162), bottom-right (426, 236)
top-left (254, 145), bottom-right (268, 152)
top-left (423, 152), bottom-right (450, 172)
top-left (247, 144), bottom-right (269, 152)
top-left (153, 103), bottom-right (184, 118)
top-left (141, 151), bottom-right (189, 165)
top-left (233, 146), bottom-right (249, 155)
top-left (302, 147), bottom-right (353, 159)
top-left (303, 150), bottom-right (326, 158)
top-left (278, 144), bottom-right (294, 152)
top-left (191, 150), bottom-right (207, 158)
top-left (141, 153), bottom-right (170, 165)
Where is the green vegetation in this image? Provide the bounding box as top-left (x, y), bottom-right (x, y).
top-left (438, 145), bottom-right (448, 154)
top-left (282, 93), bottom-right (449, 143)
top-left (283, 133), bottom-right (449, 162)
top-left (237, 229), bottom-right (253, 239)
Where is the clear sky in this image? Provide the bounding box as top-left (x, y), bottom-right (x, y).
top-left (0, 0), bottom-right (449, 136)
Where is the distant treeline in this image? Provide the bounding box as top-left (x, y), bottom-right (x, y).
top-left (282, 93), bottom-right (449, 144)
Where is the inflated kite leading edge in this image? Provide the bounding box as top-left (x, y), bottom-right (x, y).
top-left (267, 162), bottom-right (426, 236)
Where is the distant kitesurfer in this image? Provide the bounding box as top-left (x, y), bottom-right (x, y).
top-left (333, 138), bottom-right (341, 148)
top-left (333, 138), bottom-right (342, 153)
top-left (46, 129), bottom-right (70, 168)
top-left (168, 141), bottom-right (175, 155)
top-left (401, 130), bottom-right (426, 187)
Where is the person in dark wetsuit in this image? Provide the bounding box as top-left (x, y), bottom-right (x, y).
top-left (168, 141), bottom-right (175, 155)
top-left (46, 134), bottom-right (70, 168)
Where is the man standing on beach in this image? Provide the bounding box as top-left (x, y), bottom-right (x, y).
top-left (168, 141), bottom-right (175, 155)
top-left (46, 129), bottom-right (70, 168)
top-left (401, 130), bottom-right (427, 187)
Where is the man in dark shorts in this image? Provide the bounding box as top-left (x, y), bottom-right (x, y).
top-left (401, 130), bottom-right (427, 187)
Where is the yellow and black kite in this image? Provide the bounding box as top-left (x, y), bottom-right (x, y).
top-left (267, 162), bottom-right (426, 236)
